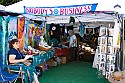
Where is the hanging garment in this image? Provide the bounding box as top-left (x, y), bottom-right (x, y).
top-left (24, 18), bottom-right (29, 49)
top-left (8, 16), bottom-right (18, 41)
top-left (17, 17), bottom-right (25, 51)
top-left (2, 16), bottom-right (10, 65)
top-left (49, 24), bottom-right (61, 42)
top-left (60, 25), bottom-right (65, 36)
top-left (79, 22), bottom-right (85, 37)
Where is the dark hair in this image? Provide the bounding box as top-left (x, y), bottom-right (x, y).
top-left (9, 39), bottom-right (19, 49)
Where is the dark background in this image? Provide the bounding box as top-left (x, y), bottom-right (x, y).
top-left (0, 0), bottom-right (22, 6)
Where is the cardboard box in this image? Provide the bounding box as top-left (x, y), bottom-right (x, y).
top-left (39, 46), bottom-right (50, 51)
top-left (46, 60), bottom-right (57, 67)
top-left (46, 61), bottom-right (53, 67)
top-left (38, 62), bottom-right (45, 72)
top-left (60, 57), bottom-right (66, 64)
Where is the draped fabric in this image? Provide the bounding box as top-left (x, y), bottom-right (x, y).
top-left (17, 17), bottom-right (25, 51)
top-left (79, 22), bottom-right (85, 37)
top-left (24, 18), bottom-right (29, 49)
top-left (0, 16), bottom-right (10, 65)
top-left (28, 23), bottom-right (35, 47)
top-left (49, 24), bottom-right (61, 42)
top-left (0, 16), bottom-right (3, 66)
top-left (8, 16), bottom-right (18, 41)
top-left (113, 19), bottom-right (120, 48)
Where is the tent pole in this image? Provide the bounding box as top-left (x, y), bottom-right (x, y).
top-left (122, 17), bottom-right (124, 70)
top-left (44, 16), bottom-right (47, 39)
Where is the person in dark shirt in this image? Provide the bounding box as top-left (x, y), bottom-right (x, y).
top-left (8, 39), bottom-right (39, 83)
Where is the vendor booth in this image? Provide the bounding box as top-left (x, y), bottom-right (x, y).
top-left (0, 0), bottom-right (124, 82)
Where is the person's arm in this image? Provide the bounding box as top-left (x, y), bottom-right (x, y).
top-left (9, 55), bottom-right (26, 64)
top-left (19, 48), bottom-right (28, 54)
top-left (63, 40), bottom-right (70, 44)
top-left (22, 49), bottom-right (28, 54)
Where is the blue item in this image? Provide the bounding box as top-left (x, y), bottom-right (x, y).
top-left (7, 48), bottom-right (24, 64)
top-left (0, 55), bottom-right (20, 83)
top-left (0, 67), bottom-right (20, 83)
top-left (79, 21), bottom-right (85, 37)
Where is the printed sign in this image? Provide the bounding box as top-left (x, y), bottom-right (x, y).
top-left (24, 4), bottom-right (97, 16)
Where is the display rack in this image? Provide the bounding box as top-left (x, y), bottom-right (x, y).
top-left (97, 26), bottom-right (116, 80)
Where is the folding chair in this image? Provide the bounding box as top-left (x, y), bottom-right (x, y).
top-left (6, 57), bottom-right (24, 83)
top-left (0, 66), bottom-right (20, 83)
top-left (0, 55), bottom-right (20, 83)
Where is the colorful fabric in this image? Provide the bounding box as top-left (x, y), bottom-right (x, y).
top-left (8, 16), bottom-right (18, 41)
top-left (24, 18), bottom-right (29, 49)
top-left (79, 22), bottom-right (85, 37)
top-left (18, 17), bottom-right (25, 51)
top-left (33, 49), bottom-right (55, 67)
top-left (48, 38), bottom-right (58, 47)
top-left (0, 16), bottom-right (10, 65)
top-left (49, 24), bottom-right (61, 42)
top-left (10, 63), bottom-right (36, 83)
top-left (0, 16), bottom-right (3, 65)
top-left (28, 23), bottom-right (35, 47)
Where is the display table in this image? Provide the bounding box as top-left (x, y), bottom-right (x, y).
top-left (33, 49), bottom-right (55, 67)
top-left (55, 48), bottom-right (71, 57)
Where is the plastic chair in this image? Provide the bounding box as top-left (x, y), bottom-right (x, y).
top-left (0, 66), bottom-right (20, 83)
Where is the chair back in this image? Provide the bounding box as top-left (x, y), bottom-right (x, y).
top-left (0, 54), bottom-right (2, 65)
top-left (0, 54), bottom-right (3, 67)
top-left (0, 54), bottom-right (3, 75)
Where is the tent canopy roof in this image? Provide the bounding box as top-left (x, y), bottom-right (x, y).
top-left (5, 0), bottom-right (125, 14)
top-left (4, 0), bottom-right (123, 23)
top-left (45, 12), bottom-right (115, 24)
top-left (0, 10), bottom-right (21, 16)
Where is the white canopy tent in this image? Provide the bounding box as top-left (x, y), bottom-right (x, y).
top-left (0, 5), bottom-right (5, 11)
top-left (4, 0), bottom-right (124, 24)
top-left (4, 0), bottom-right (125, 72)
top-left (5, 0), bottom-right (125, 14)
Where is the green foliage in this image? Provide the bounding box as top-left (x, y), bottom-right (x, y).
top-left (0, 0), bottom-right (22, 6)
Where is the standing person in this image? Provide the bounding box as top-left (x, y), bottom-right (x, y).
top-left (7, 39), bottom-right (39, 83)
top-left (63, 30), bottom-right (77, 62)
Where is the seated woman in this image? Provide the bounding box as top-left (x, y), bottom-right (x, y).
top-left (7, 39), bottom-right (39, 83)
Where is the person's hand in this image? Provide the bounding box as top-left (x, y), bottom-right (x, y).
top-left (69, 45), bottom-right (72, 48)
top-left (23, 49), bottom-right (28, 54)
top-left (24, 55), bottom-right (33, 60)
top-left (21, 59), bottom-right (26, 62)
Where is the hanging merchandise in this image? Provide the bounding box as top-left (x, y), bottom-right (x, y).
top-left (41, 26), bottom-right (46, 36)
top-left (79, 22), bottom-right (85, 37)
top-left (69, 16), bottom-right (75, 24)
top-left (113, 19), bottom-right (120, 48)
top-left (8, 16), bottom-right (18, 41)
top-left (60, 24), bottom-right (65, 36)
top-left (40, 21), bottom-right (45, 29)
top-left (0, 16), bottom-right (3, 65)
top-left (17, 17), bottom-right (25, 51)
top-left (96, 26), bottom-right (116, 79)
top-left (28, 23), bottom-right (35, 47)
top-left (0, 16), bottom-right (10, 65)
top-left (24, 18), bottom-right (29, 49)
top-left (49, 24), bottom-right (61, 42)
